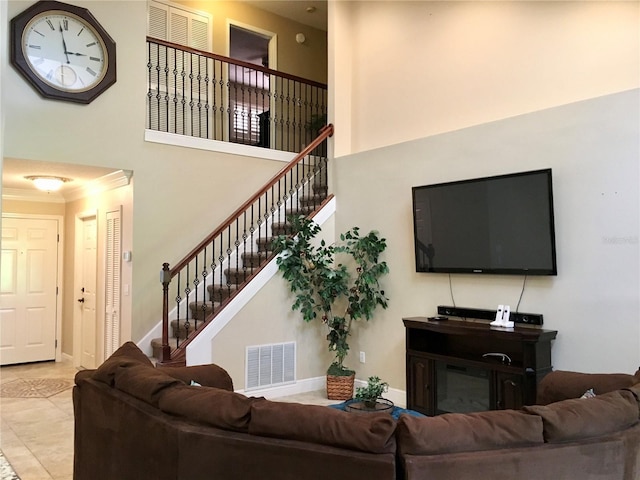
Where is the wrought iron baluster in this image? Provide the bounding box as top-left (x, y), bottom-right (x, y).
top-left (147, 42), bottom-right (152, 129)
top-left (175, 272), bottom-right (182, 349)
top-left (204, 57), bottom-right (210, 139)
top-left (179, 50), bottom-right (186, 135)
top-left (197, 54), bottom-right (203, 138)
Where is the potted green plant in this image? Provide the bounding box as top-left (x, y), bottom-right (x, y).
top-left (305, 113), bottom-right (327, 136)
top-left (273, 215), bottom-right (389, 400)
top-left (355, 376), bottom-right (389, 408)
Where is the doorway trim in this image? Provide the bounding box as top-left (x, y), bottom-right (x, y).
top-left (226, 19), bottom-right (278, 146)
top-left (73, 209), bottom-right (98, 369)
top-left (2, 212), bottom-right (64, 362)
top-left (226, 19), bottom-right (278, 70)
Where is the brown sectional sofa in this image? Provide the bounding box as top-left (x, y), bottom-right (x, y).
top-left (73, 342), bottom-right (640, 480)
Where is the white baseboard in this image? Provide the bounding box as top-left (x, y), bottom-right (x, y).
top-left (236, 375), bottom-right (407, 408)
top-left (237, 376), bottom-right (326, 399)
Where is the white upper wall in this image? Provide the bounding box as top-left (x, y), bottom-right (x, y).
top-left (330, 1), bottom-right (639, 156)
top-left (329, 1), bottom-right (639, 381)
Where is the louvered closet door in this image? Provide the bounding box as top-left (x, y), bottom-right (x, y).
top-left (104, 209), bottom-right (122, 357)
top-left (147, 1), bottom-right (211, 137)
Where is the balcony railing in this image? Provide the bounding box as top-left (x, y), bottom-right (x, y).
top-left (147, 37), bottom-right (328, 153)
top-left (159, 125), bottom-right (334, 364)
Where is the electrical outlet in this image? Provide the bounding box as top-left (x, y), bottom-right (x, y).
top-left (359, 351), bottom-right (366, 363)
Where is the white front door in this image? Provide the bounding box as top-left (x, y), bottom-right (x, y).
top-left (0, 217), bottom-right (59, 365)
top-left (79, 216), bottom-right (98, 369)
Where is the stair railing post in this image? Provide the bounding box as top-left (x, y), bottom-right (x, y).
top-left (160, 263), bottom-right (172, 362)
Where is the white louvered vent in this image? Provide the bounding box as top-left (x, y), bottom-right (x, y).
top-left (246, 342), bottom-right (295, 391)
top-left (147, 0), bottom-right (212, 51)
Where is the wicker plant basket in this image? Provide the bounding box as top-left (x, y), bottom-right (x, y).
top-left (326, 373), bottom-right (355, 400)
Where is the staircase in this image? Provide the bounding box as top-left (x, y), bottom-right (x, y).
top-left (153, 125), bottom-right (334, 365)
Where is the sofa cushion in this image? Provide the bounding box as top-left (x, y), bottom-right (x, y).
top-left (74, 368), bottom-right (96, 386)
top-left (249, 400), bottom-right (396, 454)
top-left (537, 370), bottom-right (640, 405)
top-left (159, 384), bottom-right (258, 432)
top-left (114, 363), bottom-right (183, 407)
top-left (92, 341), bottom-right (153, 386)
top-left (523, 389), bottom-right (639, 443)
top-left (160, 364), bottom-right (234, 391)
top-left (624, 383), bottom-right (640, 400)
top-left (396, 409), bottom-right (543, 455)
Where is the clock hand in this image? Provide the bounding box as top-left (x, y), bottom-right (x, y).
top-left (59, 23), bottom-right (70, 64)
top-left (64, 51), bottom-right (87, 57)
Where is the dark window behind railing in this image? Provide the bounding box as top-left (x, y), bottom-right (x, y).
top-left (147, 37), bottom-right (328, 153)
top-left (159, 125), bottom-right (334, 364)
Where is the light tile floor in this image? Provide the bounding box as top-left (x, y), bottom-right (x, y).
top-left (1, 359), bottom-right (78, 480)
top-left (0, 359), bottom-right (334, 480)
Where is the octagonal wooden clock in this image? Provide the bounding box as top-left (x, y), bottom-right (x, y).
top-left (10, 0), bottom-right (116, 104)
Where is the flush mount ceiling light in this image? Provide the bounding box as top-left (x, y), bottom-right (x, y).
top-left (25, 175), bottom-right (72, 192)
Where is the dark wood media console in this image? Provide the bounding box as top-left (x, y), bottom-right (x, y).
top-left (403, 317), bottom-right (558, 416)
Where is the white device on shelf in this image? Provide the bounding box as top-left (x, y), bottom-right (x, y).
top-left (490, 305), bottom-right (505, 326)
top-left (490, 304), bottom-right (514, 328)
top-left (502, 305), bottom-right (514, 328)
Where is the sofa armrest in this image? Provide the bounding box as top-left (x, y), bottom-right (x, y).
top-left (537, 370), bottom-right (640, 405)
top-left (160, 364), bottom-right (234, 391)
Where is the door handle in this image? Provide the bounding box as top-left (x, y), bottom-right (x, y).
top-left (77, 298), bottom-right (85, 303)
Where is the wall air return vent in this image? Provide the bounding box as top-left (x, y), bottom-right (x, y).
top-left (246, 342), bottom-right (295, 390)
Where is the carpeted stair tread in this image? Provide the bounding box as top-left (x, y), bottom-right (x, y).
top-left (241, 251), bottom-right (271, 268)
top-left (207, 283), bottom-right (239, 302)
top-left (224, 267), bottom-right (258, 285)
top-left (313, 184), bottom-right (328, 195)
top-left (188, 301), bottom-right (220, 321)
top-left (170, 318), bottom-right (197, 339)
top-left (299, 193), bottom-right (327, 208)
top-left (151, 338), bottom-right (178, 359)
top-left (271, 222), bottom-right (296, 236)
top-left (256, 236), bottom-right (276, 252)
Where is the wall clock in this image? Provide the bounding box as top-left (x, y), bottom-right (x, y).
top-left (10, 0), bottom-right (116, 104)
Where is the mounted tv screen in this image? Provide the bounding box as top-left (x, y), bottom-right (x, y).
top-left (412, 169), bottom-right (557, 275)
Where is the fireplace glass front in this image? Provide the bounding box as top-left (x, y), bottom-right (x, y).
top-left (435, 361), bottom-right (491, 414)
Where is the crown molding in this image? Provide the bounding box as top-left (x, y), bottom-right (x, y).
top-left (2, 187), bottom-right (65, 203)
top-left (3, 169), bottom-right (133, 203)
top-left (63, 169), bottom-right (133, 202)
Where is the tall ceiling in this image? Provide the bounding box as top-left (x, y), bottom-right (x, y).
top-left (242, 1), bottom-right (328, 31)
top-left (3, 1), bottom-right (327, 201)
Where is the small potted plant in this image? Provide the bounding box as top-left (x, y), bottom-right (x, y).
top-left (355, 376), bottom-right (389, 408)
top-left (273, 215), bottom-right (389, 400)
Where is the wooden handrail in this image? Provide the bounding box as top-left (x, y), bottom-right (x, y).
top-left (159, 124), bottom-right (334, 364)
top-left (168, 124), bottom-right (334, 277)
top-left (147, 36), bottom-right (328, 90)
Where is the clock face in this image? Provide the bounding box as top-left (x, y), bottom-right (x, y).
top-left (10, 1), bottom-right (116, 104)
top-left (22, 11), bottom-right (108, 93)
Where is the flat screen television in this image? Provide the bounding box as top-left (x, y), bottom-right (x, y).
top-left (412, 169), bottom-right (557, 275)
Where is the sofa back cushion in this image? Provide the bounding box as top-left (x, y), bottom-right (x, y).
top-left (249, 401), bottom-right (397, 454)
top-left (160, 364), bottom-right (234, 391)
top-left (114, 363), bottom-right (183, 407)
top-left (523, 389), bottom-right (639, 443)
top-left (159, 384), bottom-right (258, 432)
top-left (396, 410), bottom-right (543, 455)
top-left (537, 370), bottom-right (640, 405)
top-left (91, 341), bottom-right (153, 386)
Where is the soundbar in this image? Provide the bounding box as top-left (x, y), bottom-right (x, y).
top-left (437, 305), bottom-right (543, 326)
